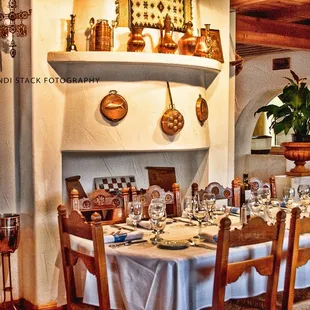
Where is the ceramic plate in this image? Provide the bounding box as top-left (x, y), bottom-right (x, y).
top-left (157, 240), bottom-right (189, 250)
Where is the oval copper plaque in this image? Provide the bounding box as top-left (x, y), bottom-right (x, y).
top-left (100, 90), bottom-right (128, 122)
top-left (196, 94), bottom-right (208, 124)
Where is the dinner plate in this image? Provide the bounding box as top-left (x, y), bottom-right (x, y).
top-left (157, 240), bottom-right (189, 250)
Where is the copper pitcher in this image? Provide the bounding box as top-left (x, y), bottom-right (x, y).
top-left (158, 14), bottom-right (178, 54)
top-left (178, 21), bottom-right (197, 56)
top-left (194, 28), bottom-right (210, 58)
top-left (127, 25), bottom-right (145, 52)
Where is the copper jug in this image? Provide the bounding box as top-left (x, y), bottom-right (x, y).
top-left (178, 21), bottom-right (197, 56)
top-left (158, 14), bottom-right (178, 54)
top-left (127, 25), bottom-right (145, 52)
top-left (89, 19), bottom-right (112, 51)
top-left (194, 29), bottom-right (209, 58)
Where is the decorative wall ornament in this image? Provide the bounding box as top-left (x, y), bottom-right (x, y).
top-left (0, 0), bottom-right (31, 58)
top-left (116, 0), bottom-right (192, 32)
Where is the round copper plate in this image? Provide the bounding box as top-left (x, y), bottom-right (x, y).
top-left (161, 109), bottom-right (184, 136)
top-left (196, 94), bottom-right (208, 124)
top-left (100, 90), bottom-right (128, 122)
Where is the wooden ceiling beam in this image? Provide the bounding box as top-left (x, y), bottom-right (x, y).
top-left (231, 0), bottom-right (269, 11)
top-left (264, 4), bottom-right (310, 22)
top-left (236, 15), bottom-right (310, 50)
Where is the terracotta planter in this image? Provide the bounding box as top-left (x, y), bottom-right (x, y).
top-left (281, 142), bottom-right (310, 176)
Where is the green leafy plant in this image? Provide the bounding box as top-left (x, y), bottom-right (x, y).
top-left (255, 70), bottom-right (310, 139)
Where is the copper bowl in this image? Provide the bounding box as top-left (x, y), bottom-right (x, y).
top-left (0, 213), bottom-right (20, 253)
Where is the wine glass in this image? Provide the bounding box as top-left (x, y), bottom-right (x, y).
top-left (265, 198), bottom-right (280, 224)
top-left (193, 198), bottom-right (208, 239)
top-left (183, 196), bottom-right (195, 226)
top-left (148, 201), bottom-right (166, 244)
top-left (203, 193), bottom-right (216, 224)
top-left (247, 191), bottom-right (262, 216)
top-left (297, 184), bottom-right (310, 215)
top-left (283, 186), bottom-right (295, 209)
top-left (127, 201), bottom-right (142, 230)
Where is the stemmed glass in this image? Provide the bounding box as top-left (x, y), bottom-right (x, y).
top-left (183, 196), bottom-right (195, 226)
top-left (148, 201), bottom-right (166, 244)
top-left (283, 186), bottom-right (295, 209)
top-left (204, 193), bottom-right (216, 224)
top-left (193, 197), bottom-right (208, 239)
top-left (297, 184), bottom-right (310, 215)
top-left (257, 188), bottom-right (271, 222)
top-left (127, 201), bottom-right (142, 230)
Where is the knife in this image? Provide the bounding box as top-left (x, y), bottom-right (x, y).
top-left (109, 239), bottom-right (147, 248)
top-left (110, 224), bottom-right (136, 232)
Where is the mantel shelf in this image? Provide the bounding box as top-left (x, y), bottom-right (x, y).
top-left (47, 51), bottom-right (222, 87)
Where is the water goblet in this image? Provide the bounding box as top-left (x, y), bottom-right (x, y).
top-left (298, 184), bottom-right (310, 215)
top-left (203, 193), bottom-right (216, 224)
top-left (247, 191), bottom-right (262, 216)
top-left (127, 201), bottom-right (142, 230)
top-left (193, 199), bottom-right (208, 239)
top-left (183, 196), bottom-right (195, 226)
top-left (148, 202), bottom-right (166, 244)
top-left (283, 186), bottom-right (295, 209)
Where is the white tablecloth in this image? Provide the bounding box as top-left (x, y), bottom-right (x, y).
top-left (61, 215), bottom-right (310, 310)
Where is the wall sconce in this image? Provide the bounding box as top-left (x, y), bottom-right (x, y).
top-left (0, 0), bottom-right (31, 58)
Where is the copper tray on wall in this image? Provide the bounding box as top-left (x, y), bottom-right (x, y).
top-left (100, 90), bottom-right (128, 122)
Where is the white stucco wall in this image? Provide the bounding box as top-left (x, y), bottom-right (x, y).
top-left (1, 0), bottom-right (232, 306)
top-left (235, 51), bottom-right (310, 179)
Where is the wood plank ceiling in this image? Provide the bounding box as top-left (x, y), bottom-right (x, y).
top-left (231, 0), bottom-right (310, 57)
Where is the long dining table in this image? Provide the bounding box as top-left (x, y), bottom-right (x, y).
top-left (60, 211), bottom-right (310, 310)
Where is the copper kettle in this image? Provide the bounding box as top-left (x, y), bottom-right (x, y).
top-left (158, 14), bottom-right (178, 54)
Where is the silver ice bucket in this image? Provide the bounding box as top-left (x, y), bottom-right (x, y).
top-left (0, 214), bottom-right (20, 253)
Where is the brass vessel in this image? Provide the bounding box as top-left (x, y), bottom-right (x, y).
top-left (178, 21), bottom-right (197, 56)
top-left (127, 25), bottom-right (145, 52)
top-left (89, 19), bottom-right (112, 51)
top-left (158, 14), bottom-right (178, 54)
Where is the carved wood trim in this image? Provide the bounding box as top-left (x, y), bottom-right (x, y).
top-left (227, 256), bottom-right (274, 284)
top-left (297, 248), bottom-right (310, 268)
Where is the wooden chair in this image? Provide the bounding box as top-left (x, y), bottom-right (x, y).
top-left (231, 176), bottom-right (277, 208)
top-left (212, 210), bottom-right (286, 310)
top-left (70, 188), bottom-right (129, 224)
top-left (249, 175), bottom-right (277, 198)
top-left (57, 205), bottom-right (110, 309)
top-left (191, 182), bottom-right (233, 205)
top-left (129, 183), bottom-right (181, 218)
top-left (282, 207), bottom-right (310, 309)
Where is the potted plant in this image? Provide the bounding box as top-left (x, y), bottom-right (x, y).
top-left (255, 70), bottom-right (310, 141)
top-left (254, 70), bottom-right (310, 176)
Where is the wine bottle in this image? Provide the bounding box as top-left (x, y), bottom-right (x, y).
top-left (240, 174), bottom-right (251, 218)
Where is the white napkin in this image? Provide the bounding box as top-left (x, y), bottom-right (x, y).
top-left (126, 218), bottom-right (152, 230)
top-left (104, 230), bottom-right (144, 244)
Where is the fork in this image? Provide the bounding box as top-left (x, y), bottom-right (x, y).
top-left (187, 239), bottom-right (216, 250)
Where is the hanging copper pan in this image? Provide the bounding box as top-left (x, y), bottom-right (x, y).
top-left (161, 82), bottom-right (184, 136)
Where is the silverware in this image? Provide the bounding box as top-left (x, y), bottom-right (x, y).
top-left (110, 224), bottom-right (136, 232)
top-left (109, 239), bottom-right (147, 248)
top-left (187, 239), bottom-right (216, 250)
top-left (229, 212), bottom-right (240, 217)
top-left (176, 218), bottom-right (197, 225)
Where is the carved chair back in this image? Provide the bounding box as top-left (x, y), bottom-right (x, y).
top-left (249, 176), bottom-right (277, 198)
top-left (70, 188), bottom-right (129, 224)
top-left (282, 207), bottom-right (310, 309)
top-left (57, 205), bottom-right (110, 309)
top-left (130, 183), bottom-right (181, 218)
top-left (231, 176), bottom-right (277, 208)
top-left (191, 182), bottom-right (233, 205)
top-left (212, 210), bottom-right (286, 310)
